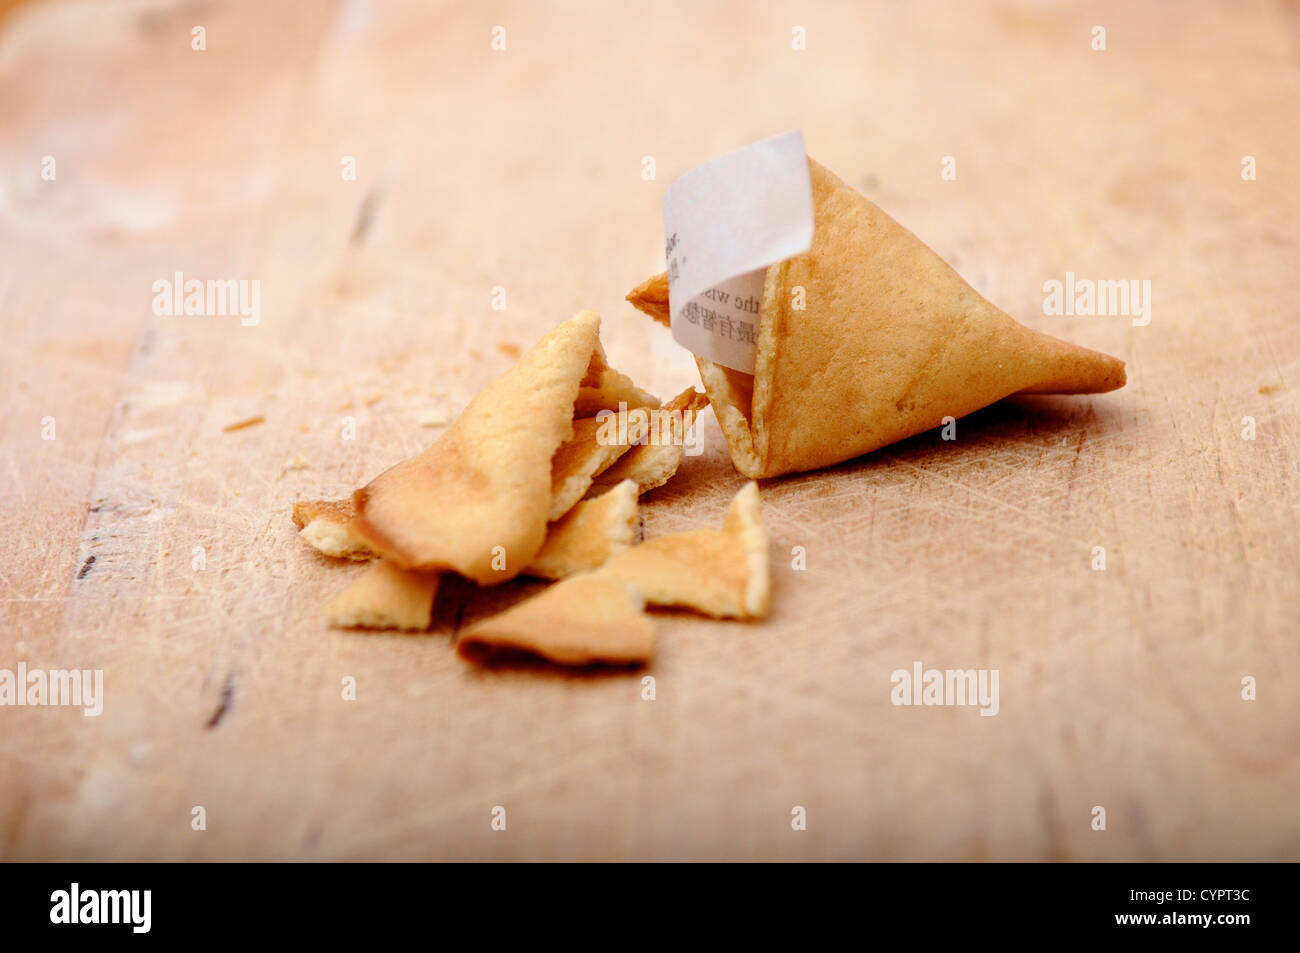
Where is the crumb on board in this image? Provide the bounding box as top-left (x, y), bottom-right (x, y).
top-left (496, 341), bottom-right (521, 359)
top-left (283, 454), bottom-right (309, 470)
top-left (223, 415), bottom-right (265, 432)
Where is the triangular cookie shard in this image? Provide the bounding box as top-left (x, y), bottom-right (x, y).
top-left (573, 342), bottom-right (660, 417)
top-left (457, 574), bottom-right (654, 666)
top-left (626, 273), bottom-right (671, 328)
top-left (527, 479), bottom-right (639, 579)
top-left (628, 159), bottom-right (1126, 478)
top-left (349, 311), bottom-right (601, 583)
top-left (324, 561), bottom-right (439, 631)
top-left (599, 481), bottom-right (769, 619)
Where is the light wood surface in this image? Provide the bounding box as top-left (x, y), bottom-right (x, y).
top-left (1, 0), bottom-right (1297, 861)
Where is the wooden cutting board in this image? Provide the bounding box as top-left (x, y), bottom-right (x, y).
top-left (1, 0), bottom-right (1296, 860)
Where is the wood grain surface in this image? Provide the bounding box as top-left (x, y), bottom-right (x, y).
top-left (1, 0), bottom-right (1297, 861)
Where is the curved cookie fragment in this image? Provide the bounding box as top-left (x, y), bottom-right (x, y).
top-left (548, 416), bottom-right (637, 520)
top-left (587, 443), bottom-right (682, 497)
top-left (349, 311), bottom-right (601, 583)
top-left (628, 159), bottom-right (1125, 478)
top-left (599, 481), bottom-right (768, 619)
top-left (457, 573), bottom-right (653, 666)
top-left (291, 498), bottom-right (372, 560)
top-left (324, 561), bottom-right (440, 631)
top-left (587, 388), bottom-right (709, 496)
top-left (527, 479), bottom-right (639, 579)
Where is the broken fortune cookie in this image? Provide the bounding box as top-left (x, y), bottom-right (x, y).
top-left (628, 158), bottom-right (1126, 479)
top-left (347, 310), bottom-right (656, 584)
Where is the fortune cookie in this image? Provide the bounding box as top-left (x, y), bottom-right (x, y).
top-left (348, 310), bottom-right (657, 584)
top-left (628, 158), bottom-right (1126, 479)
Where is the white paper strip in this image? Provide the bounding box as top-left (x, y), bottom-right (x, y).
top-left (661, 131), bottom-right (814, 374)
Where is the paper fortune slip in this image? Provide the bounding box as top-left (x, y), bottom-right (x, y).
top-left (662, 131), bottom-right (815, 373)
